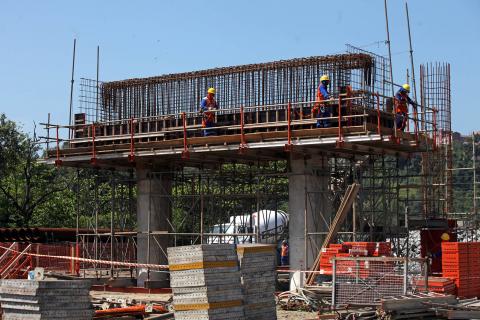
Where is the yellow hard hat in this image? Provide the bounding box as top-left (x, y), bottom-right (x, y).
top-left (441, 233), bottom-right (450, 241)
top-left (320, 75), bottom-right (330, 82)
top-left (402, 84), bottom-right (411, 92)
top-left (207, 87), bottom-right (216, 94)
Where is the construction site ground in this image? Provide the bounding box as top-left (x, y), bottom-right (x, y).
top-left (90, 291), bottom-right (316, 319)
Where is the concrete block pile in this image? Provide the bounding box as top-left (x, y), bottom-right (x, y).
top-left (237, 244), bottom-right (277, 320)
top-left (168, 244), bottom-right (245, 320)
top-left (0, 279), bottom-right (93, 320)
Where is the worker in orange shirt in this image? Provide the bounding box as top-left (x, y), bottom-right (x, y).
top-left (312, 75), bottom-right (332, 128)
top-left (199, 88), bottom-right (219, 136)
top-left (394, 84), bottom-right (416, 131)
top-left (280, 240), bottom-right (289, 266)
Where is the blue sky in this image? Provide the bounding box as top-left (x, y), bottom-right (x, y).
top-left (0, 0), bottom-right (478, 135)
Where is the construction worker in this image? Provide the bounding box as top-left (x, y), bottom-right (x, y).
top-left (280, 240), bottom-right (289, 266)
top-left (312, 75), bottom-right (332, 128)
top-left (200, 87), bottom-right (219, 136)
top-left (394, 84), bottom-right (416, 131)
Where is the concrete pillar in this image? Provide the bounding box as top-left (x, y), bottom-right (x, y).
top-left (136, 165), bottom-right (172, 287)
top-left (288, 154), bottom-right (332, 273)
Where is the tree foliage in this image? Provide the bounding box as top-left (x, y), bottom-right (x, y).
top-left (0, 114), bottom-right (73, 226)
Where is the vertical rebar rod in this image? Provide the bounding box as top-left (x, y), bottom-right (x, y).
top-left (96, 46), bottom-right (100, 122)
top-left (69, 39), bottom-right (76, 139)
top-left (46, 113), bottom-right (50, 151)
top-left (405, 2), bottom-right (417, 102)
top-left (473, 132), bottom-right (477, 218)
top-left (384, 0), bottom-right (395, 96)
top-left (110, 172), bottom-right (116, 278)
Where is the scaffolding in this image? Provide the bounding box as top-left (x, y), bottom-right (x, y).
top-left (39, 47), bottom-right (454, 278)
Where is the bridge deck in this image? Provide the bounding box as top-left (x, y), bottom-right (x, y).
top-left (44, 100), bottom-right (432, 168)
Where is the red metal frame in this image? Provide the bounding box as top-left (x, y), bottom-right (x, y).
top-left (284, 102), bottom-right (293, 152)
top-left (54, 126), bottom-right (62, 166)
top-left (90, 124), bottom-right (98, 165)
top-left (375, 93), bottom-right (382, 138)
top-left (336, 96), bottom-right (344, 147)
top-left (181, 112), bottom-right (190, 159)
top-left (239, 106), bottom-right (248, 154)
top-left (128, 118), bottom-right (135, 163)
top-left (413, 107), bottom-right (419, 144)
top-left (432, 108), bottom-right (438, 151)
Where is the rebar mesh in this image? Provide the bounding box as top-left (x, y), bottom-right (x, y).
top-left (78, 53), bottom-right (381, 123)
top-left (420, 62), bottom-right (452, 216)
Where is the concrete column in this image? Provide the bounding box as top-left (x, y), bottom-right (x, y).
top-left (136, 165), bottom-right (172, 287)
top-left (288, 154), bottom-right (331, 273)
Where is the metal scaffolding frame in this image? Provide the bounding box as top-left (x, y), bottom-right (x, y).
top-left (40, 47), bottom-right (455, 278)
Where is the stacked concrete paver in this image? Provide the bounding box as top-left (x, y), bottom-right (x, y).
top-left (237, 244), bottom-right (277, 320)
top-left (168, 244), bottom-right (245, 320)
top-left (0, 279), bottom-right (93, 320)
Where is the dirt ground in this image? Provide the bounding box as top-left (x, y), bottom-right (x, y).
top-left (90, 291), bottom-right (318, 319)
top-left (276, 307), bottom-right (317, 320)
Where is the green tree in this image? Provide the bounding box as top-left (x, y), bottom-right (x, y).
top-left (0, 114), bottom-right (71, 226)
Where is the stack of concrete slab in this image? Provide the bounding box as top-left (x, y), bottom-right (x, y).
top-left (237, 244), bottom-right (277, 320)
top-left (0, 279), bottom-right (93, 320)
top-left (167, 244), bottom-right (245, 320)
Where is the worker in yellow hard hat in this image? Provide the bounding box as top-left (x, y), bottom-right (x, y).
top-left (441, 233), bottom-right (450, 241)
top-left (312, 75), bottom-right (332, 128)
top-left (394, 83), bottom-right (416, 131)
top-left (200, 88), bottom-right (219, 136)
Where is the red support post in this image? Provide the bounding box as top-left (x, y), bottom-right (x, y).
top-left (90, 123), bottom-right (97, 165)
top-left (413, 107), bottom-right (419, 144)
top-left (181, 112), bottom-right (190, 159)
top-left (128, 118), bottom-right (135, 163)
top-left (54, 126), bottom-right (62, 166)
top-left (336, 96), bottom-right (344, 148)
top-left (75, 242), bottom-right (80, 276)
top-left (432, 108), bottom-right (438, 151)
top-left (376, 93), bottom-right (382, 138)
top-left (284, 102), bottom-right (293, 152)
top-left (239, 106), bottom-right (248, 154)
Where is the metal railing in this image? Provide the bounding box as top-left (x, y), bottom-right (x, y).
top-left (41, 93), bottom-right (439, 164)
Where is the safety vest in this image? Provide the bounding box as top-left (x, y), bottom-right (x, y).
top-left (281, 244), bottom-right (289, 257)
top-left (313, 84), bottom-right (329, 115)
top-left (201, 97), bottom-right (218, 124)
top-left (395, 93), bottom-right (409, 114)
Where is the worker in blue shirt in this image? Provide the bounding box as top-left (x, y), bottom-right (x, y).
top-left (199, 88), bottom-right (219, 136)
top-left (312, 75), bottom-right (332, 128)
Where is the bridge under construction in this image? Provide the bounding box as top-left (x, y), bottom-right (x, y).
top-left (41, 45), bottom-right (453, 287)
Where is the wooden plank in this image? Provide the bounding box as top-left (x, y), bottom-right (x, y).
top-left (306, 183), bottom-right (361, 285)
top-left (381, 295), bottom-right (456, 312)
top-left (447, 310), bottom-right (480, 319)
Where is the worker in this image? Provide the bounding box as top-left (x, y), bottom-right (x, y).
top-left (312, 75), bottom-right (332, 128)
top-left (280, 240), bottom-right (289, 266)
top-left (199, 87), bottom-right (219, 136)
top-left (440, 233), bottom-right (450, 241)
top-left (394, 84), bottom-right (416, 131)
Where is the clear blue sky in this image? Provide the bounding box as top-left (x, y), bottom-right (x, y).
top-left (0, 0), bottom-right (478, 135)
